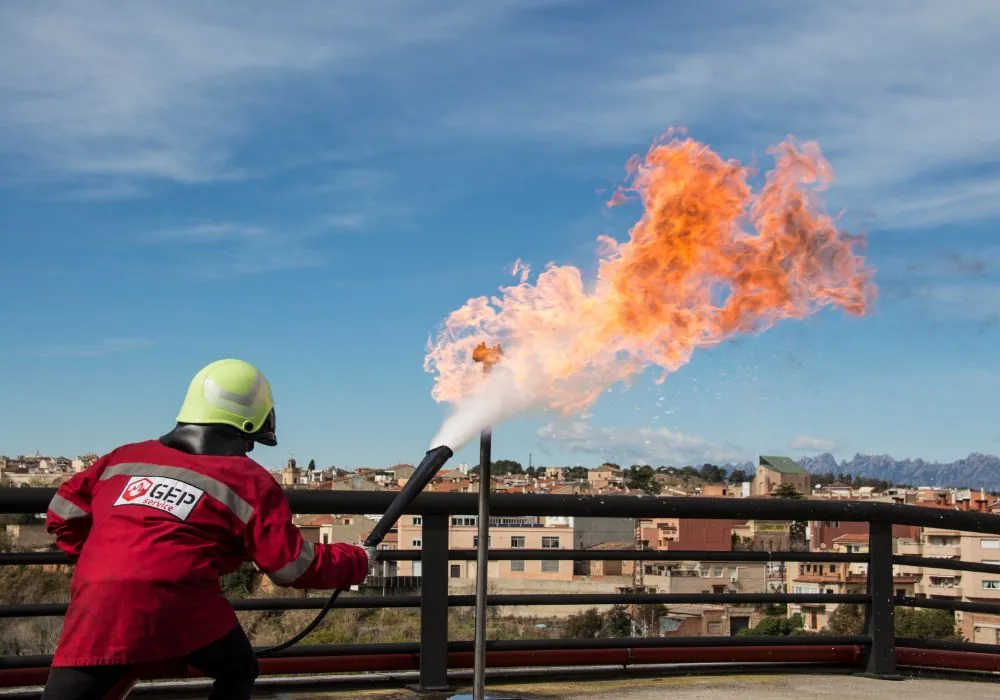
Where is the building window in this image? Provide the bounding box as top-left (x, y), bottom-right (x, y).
top-left (981, 539), bottom-right (1000, 549)
top-left (472, 536), bottom-right (491, 547)
top-left (928, 536), bottom-right (961, 547)
top-left (322, 534), bottom-right (329, 544)
top-left (829, 565), bottom-right (836, 573)
top-left (511, 560), bottom-right (525, 572)
top-left (451, 516), bottom-right (476, 527)
top-left (541, 536), bottom-right (560, 549)
top-left (982, 580), bottom-right (1000, 590)
top-left (450, 564), bottom-right (461, 578)
top-left (541, 560), bottom-right (559, 573)
top-left (511, 536), bottom-right (525, 548)
top-left (413, 516), bottom-right (423, 526)
top-left (412, 539), bottom-right (422, 548)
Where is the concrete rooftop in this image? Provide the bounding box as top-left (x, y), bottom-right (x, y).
top-left (262, 673), bottom-right (999, 700)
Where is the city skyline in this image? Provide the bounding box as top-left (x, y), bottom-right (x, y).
top-left (4, 2), bottom-right (1000, 469)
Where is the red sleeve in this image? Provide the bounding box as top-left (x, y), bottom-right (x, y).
top-left (45, 455), bottom-right (108, 561)
top-left (245, 480), bottom-right (369, 589)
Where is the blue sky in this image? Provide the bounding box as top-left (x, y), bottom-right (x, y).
top-left (3, 0), bottom-right (1000, 471)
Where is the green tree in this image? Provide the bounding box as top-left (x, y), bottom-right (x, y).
top-left (625, 465), bottom-right (662, 495)
top-left (567, 466), bottom-right (589, 481)
top-left (827, 603), bottom-right (865, 634)
top-left (564, 608), bottom-right (603, 638)
top-left (698, 464), bottom-right (727, 483)
top-left (772, 483), bottom-right (802, 499)
top-left (602, 605), bottom-right (632, 637)
top-left (727, 469), bottom-right (750, 484)
top-left (307, 459), bottom-right (316, 472)
top-left (525, 466), bottom-right (537, 478)
top-left (895, 608), bottom-right (963, 641)
top-left (738, 614), bottom-right (805, 636)
top-left (492, 460), bottom-right (523, 475)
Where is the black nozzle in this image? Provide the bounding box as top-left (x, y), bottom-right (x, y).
top-left (364, 445), bottom-right (454, 548)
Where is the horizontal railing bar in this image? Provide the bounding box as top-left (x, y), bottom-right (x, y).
top-left (0, 635), bottom-right (874, 669)
top-left (892, 555), bottom-right (1000, 576)
top-left (0, 592), bottom-right (869, 618)
top-left (381, 550), bottom-right (870, 563)
top-left (896, 636), bottom-right (1000, 655)
top-left (0, 595), bottom-right (423, 618)
top-left (0, 552), bottom-right (69, 566)
top-left (268, 634), bottom-right (874, 658)
top-left (0, 549), bottom-right (870, 567)
top-left (895, 596), bottom-right (1000, 615)
top-left (450, 593), bottom-right (870, 606)
top-left (5, 488), bottom-right (1000, 534)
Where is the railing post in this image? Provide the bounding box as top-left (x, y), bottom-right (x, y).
top-left (410, 513), bottom-right (452, 692)
top-left (863, 520), bottom-right (903, 680)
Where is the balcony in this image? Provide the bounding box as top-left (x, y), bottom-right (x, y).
top-left (1, 489), bottom-right (999, 697)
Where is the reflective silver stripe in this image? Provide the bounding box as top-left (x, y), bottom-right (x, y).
top-left (267, 540), bottom-right (315, 586)
top-left (48, 494), bottom-right (89, 521)
top-left (204, 373), bottom-right (263, 409)
top-left (99, 462), bottom-right (254, 524)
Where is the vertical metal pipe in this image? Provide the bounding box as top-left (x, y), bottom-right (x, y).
top-left (863, 520), bottom-right (902, 680)
top-left (416, 514), bottom-right (452, 691)
top-left (473, 426), bottom-right (492, 700)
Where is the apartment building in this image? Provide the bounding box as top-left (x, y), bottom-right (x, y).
top-left (787, 534), bottom-right (919, 632)
top-left (895, 527), bottom-right (1000, 643)
top-left (809, 520), bottom-right (920, 550)
top-left (395, 515), bottom-right (574, 581)
top-left (641, 518), bottom-right (742, 551)
top-left (588, 464), bottom-right (624, 489)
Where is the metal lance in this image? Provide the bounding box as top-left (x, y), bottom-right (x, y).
top-left (471, 341), bottom-right (502, 700)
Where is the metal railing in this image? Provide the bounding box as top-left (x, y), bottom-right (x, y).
top-left (0, 488), bottom-right (999, 692)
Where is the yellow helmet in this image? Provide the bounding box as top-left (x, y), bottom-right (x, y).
top-left (176, 359), bottom-right (277, 446)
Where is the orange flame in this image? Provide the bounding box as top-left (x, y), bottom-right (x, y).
top-left (424, 131), bottom-right (876, 416)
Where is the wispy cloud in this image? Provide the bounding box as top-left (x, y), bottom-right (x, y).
top-left (434, 1), bottom-right (1000, 229)
top-left (35, 337), bottom-right (156, 358)
top-left (143, 220), bottom-right (325, 278)
top-left (147, 222), bottom-right (269, 243)
top-left (789, 435), bottom-right (838, 453)
top-left (2, 1), bottom-right (998, 231)
top-left (0, 0), bottom-right (562, 188)
top-left (537, 420), bottom-right (746, 466)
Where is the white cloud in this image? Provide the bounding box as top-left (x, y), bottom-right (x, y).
top-left (789, 435), bottom-right (838, 453)
top-left (0, 0), bottom-right (563, 187)
top-left (437, 1), bottom-right (1000, 229)
top-left (2, 1), bottom-right (998, 231)
top-left (143, 220), bottom-right (324, 278)
top-left (35, 337), bottom-right (156, 358)
top-left (147, 222), bottom-right (269, 243)
top-left (537, 420), bottom-right (746, 466)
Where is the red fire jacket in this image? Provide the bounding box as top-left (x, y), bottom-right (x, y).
top-left (45, 439), bottom-right (370, 667)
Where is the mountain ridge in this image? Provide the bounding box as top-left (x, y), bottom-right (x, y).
top-left (731, 452), bottom-right (1000, 492)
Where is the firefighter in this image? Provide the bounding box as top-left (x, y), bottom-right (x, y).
top-left (42, 359), bottom-right (374, 700)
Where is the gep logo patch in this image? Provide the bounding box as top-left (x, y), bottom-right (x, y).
top-left (113, 475), bottom-right (204, 521)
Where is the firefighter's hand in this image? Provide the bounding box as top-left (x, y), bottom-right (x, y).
top-left (363, 546), bottom-right (378, 567)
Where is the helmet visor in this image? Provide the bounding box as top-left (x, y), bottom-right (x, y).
top-left (253, 408), bottom-right (278, 447)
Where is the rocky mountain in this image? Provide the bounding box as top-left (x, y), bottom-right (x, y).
top-left (794, 452), bottom-right (1000, 492)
